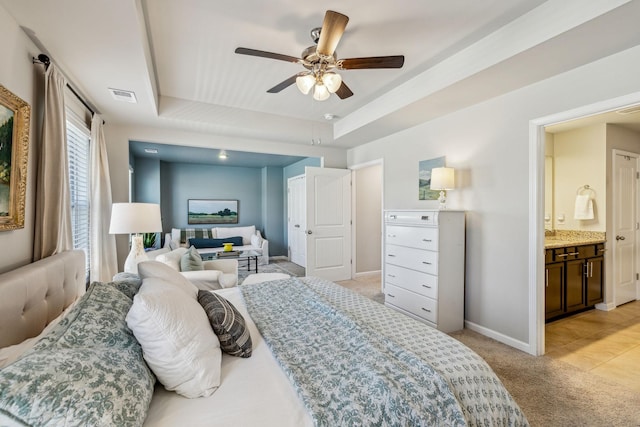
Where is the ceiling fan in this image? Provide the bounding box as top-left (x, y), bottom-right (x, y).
top-left (235, 10), bottom-right (405, 101)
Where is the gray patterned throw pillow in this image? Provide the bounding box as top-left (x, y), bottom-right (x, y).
top-left (197, 290), bottom-right (252, 358)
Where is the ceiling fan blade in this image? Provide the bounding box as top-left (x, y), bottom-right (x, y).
top-left (339, 56), bottom-right (405, 70)
top-left (235, 47), bottom-right (301, 64)
top-left (267, 75), bottom-right (299, 93)
top-left (316, 10), bottom-right (349, 58)
top-left (335, 81), bottom-right (353, 100)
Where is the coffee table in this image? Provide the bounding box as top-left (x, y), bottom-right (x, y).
top-left (201, 250), bottom-right (260, 273)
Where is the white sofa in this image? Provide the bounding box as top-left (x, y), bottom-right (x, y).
top-left (146, 247), bottom-right (238, 290)
top-left (164, 225), bottom-right (269, 265)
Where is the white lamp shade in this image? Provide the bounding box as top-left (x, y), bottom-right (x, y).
top-left (322, 72), bottom-right (342, 93)
top-left (296, 74), bottom-right (315, 95)
top-left (430, 167), bottom-right (455, 190)
top-left (109, 203), bottom-right (162, 234)
top-left (313, 83), bottom-right (330, 101)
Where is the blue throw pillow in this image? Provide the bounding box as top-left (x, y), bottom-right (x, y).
top-left (189, 236), bottom-right (243, 249)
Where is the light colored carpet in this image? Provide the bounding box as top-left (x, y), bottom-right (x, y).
top-left (450, 329), bottom-right (640, 426)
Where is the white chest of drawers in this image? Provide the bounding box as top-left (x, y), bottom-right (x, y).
top-left (383, 210), bottom-right (465, 332)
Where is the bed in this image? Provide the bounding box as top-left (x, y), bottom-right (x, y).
top-left (0, 251), bottom-right (528, 426)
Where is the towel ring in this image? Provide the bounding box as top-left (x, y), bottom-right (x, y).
top-left (576, 185), bottom-right (596, 196)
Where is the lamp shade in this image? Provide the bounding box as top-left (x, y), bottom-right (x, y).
top-left (322, 72), bottom-right (342, 93)
top-left (296, 73), bottom-right (315, 95)
top-left (109, 203), bottom-right (162, 234)
top-left (430, 167), bottom-right (455, 190)
top-left (313, 83), bottom-right (330, 101)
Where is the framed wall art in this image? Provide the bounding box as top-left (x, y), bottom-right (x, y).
top-left (418, 156), bottom-right (445, 200)
top-left (0, 84), bottom-right (31, 231)
top-left (188, 199), bottom-right (239, 224)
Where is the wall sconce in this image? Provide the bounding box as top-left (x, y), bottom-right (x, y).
top-left (430, 167), bottom-right (455, 210)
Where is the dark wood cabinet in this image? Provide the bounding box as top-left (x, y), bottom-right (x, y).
top-left (545, 262), bottom-right (564, 319)
top-left (544, 243), bottom-right (605, 321)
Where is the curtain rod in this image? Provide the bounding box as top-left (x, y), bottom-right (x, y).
top-left (33, 53), bottom-right (101, 120)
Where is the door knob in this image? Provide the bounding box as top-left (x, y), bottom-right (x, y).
top-left (616, 235), bottom-right (626, 241)
top-left (306, 230), bottom-right (313, 235)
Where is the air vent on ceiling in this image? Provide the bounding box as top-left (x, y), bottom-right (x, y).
top-left (616, 105), bottom-right (640, 115)
top-left (108, 88), bottom-right (137, 103)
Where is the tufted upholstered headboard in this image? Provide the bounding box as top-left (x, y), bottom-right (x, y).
top-left (0, 250), bottom-right (86, 348)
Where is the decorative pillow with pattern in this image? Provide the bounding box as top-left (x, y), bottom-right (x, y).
top-left (197, 290), bottom-right (252, 358)
top-left (180, 228), bottom-right (211, 244)
top-left (0, 281), bottom-right (155, 427)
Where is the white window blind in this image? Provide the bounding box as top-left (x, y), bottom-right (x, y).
top-left (66, 110), bottom-right (91, 277)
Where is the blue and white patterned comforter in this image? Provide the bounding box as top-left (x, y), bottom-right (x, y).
top-left (241, 277), bottom-right (528, 427)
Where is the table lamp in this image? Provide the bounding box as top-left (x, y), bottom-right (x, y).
top-left (109, 203), bottom-right (162, 273)
top-left (430, 167), bottom-right (455, 210)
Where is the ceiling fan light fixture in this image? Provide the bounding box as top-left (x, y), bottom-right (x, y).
top-left (296, 74), bottom-right (315, 95)
top-left (322, 72), bottom-right (342, 93)
top-left (313, 83), bottom-right (330, 101)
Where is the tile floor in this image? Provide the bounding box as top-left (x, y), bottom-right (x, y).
top-left (545, 300), bottom-right (640, 392)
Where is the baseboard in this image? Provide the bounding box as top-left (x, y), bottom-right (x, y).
top-left (355, 270), bottom-right (381, 278)
top-left (595, 302), bottom-right (615, 311)
top-left (269, 255), bottom-right (288, 261)
top-left (464, 320), bottom-right (533, 355)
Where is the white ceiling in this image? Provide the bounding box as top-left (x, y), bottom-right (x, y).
top-left (2, 0), bottom-right (640, 152)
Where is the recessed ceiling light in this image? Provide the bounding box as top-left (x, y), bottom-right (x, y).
top-left (144, 148), bottom-right (158, 154)
top-left (218, 150), bottom-right (228, 160)
top-left (108, 88), bottom-right (137, 103)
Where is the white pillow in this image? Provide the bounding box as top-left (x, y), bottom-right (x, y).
top-left (250, 233), bottom-right (264, 248)
top-left (155, 247), bottom-right (188, 271)
top-left (137, 260), bottom-right (198, 299)
top-left (215, 225), bottom-right (255, 245)
top-left (126, 277), bottom-right (222, 398)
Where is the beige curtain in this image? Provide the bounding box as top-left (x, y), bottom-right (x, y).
top-left (89, 115), bottom-right (117, 281)
top-left (34, 64), bottom-right (72, 260)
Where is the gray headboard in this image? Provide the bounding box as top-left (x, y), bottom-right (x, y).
top-left (0, 250), bottom-right (86, 348)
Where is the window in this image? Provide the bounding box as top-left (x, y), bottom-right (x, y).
top-left (66, 110), bottom-right (91, 277)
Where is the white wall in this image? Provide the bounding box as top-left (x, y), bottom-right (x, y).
top-left (0, 7), bottom-right (43, 273)
top-left (355, 164), bottom-right (382, 274)
top-left (348, 44), bottom-right (640, 347)
top-left (553, 124), bottom-right (606, 231)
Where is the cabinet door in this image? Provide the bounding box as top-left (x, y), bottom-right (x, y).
top-left (586, 256), bottom-right (604, 306)
top-left (545, 262), bottom-right (564, 320)
top-left (565, 259), bottom-right (586, 313)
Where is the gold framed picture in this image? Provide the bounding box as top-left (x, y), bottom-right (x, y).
top-left (0, 84), bottom-right (31, 231)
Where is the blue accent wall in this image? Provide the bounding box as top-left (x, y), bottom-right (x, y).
top-left (134, 156), bottom-right (320, 258)
top-left (161, 162), bottom-right (263, 231)
top-left (262, 166), bottom-right (285, 256)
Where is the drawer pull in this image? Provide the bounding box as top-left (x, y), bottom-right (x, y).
top-left (422, 239), bottom-right (432, 242)
top-left (388, 234), bottom-right (396, 238)
top-left (387, 274), bottom-right (396, 278)
top-left (568, 252), bottom-right (579, 256)
top-left (599, 248), bottom-right (607, 252)
top-left (387, 294), bottom-right (396, 298)
top-left (422, 285), bottom-right (432, 289)
top-left (421, 307), bottom-right (432, 313)
top-left (389, 215), bottom-right (397, 219)
top-left (421, 216), bottom-right (430, 220)
top-left (422, 261), bottom-right (432, 265)
top-left (388, 254), bottom-right (396, 258)
top-left (557, 254), bottom-right (568, 258)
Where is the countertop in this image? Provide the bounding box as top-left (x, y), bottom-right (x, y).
top-left (544, 230), bottom-right (606, 249)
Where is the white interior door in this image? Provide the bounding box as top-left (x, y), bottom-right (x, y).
top-left (305, 167), bottom-right (351, 281)
top-left (613, 151), bottom-right (639, 306)
top-left (287, 175), bottom-right (306, 267)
